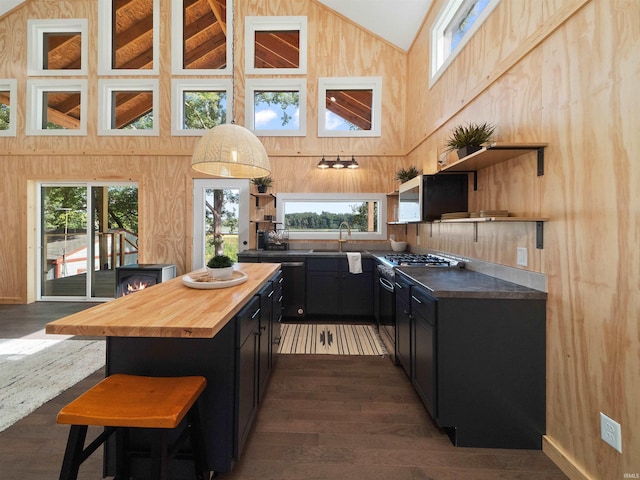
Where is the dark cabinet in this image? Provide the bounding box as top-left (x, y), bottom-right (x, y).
top-left (394, 269), bottom-right (546, 450)
top-left (410, 286), bottom-right (437, 418)
top-left (271, 270), bottom-right (283, 366)
top-left (394, 274), bottom-right (411, 375)
top-left (306, 257), bottom-right (373, 317)
top-left (235, 295), bottom-right (260, 458)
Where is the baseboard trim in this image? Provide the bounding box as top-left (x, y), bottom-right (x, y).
top-left (543, 436), bottom-right (592, 480)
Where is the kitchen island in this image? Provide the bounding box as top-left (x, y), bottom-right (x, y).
top-left (46, 262), bottom-right (282, 478)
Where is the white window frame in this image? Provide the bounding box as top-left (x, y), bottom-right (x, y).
top-left (171, 0), bottom-right (232, 75)
top-left (171, 79), bottom-right (232, 136)
top-left (430, 0), bottom-right (500, 87)
top-left (98, 79), bottom-right (159, 136)
top-left (245, 78), bottom-right (306, 137)
top-left (0, 79), bottom-right (17, 137)
top-left (245, 16), bottom-right (307, 75)
top-left (318, 76), bottom-right (382, 138)
top-left (27, 19), bottom-right (88, 76)
top-left (276, 193), bottom-right (388, 241)
top-left (98, 0), bottom-right (159, 75)
top-left (26, 79), bottom-right (87, 136)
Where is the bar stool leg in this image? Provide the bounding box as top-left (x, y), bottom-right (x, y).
top-left (151, 430), bottom-right (170, 480)
top-left (187, 405), bottom-right (209, 480)
top-left (114, 427), bottom-right (130, 479)
top-left (59, 425), bottom-right (88, 480)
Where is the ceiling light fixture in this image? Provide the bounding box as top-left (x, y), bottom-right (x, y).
top-left (317, 155), bottom-right (359, 170)
top-left (191, 0), bottom-right (271, 178)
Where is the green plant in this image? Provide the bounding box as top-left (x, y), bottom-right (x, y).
top-left (250, 176), bottom-right (273, 188)
top-left (395, 166), bottom-right (420, 183)
top-left (445, 122), bottom-right (496, 151)
top-left (207, 254), bottom-right (234, 269)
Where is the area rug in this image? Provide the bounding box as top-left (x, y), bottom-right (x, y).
top-left (278, 324), bottom-right (386, 356)
top-left (0, 334), bottom-right (105, 432)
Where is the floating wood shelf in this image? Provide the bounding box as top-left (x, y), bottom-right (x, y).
top-left (433, 217), bottom-right (548, 249)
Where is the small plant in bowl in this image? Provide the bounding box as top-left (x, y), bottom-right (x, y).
top-left (445, 122), bottom-right (496, 159)
top-left (206, 254), bottom-right (235, 280)
top-left (251, 176), bottom-right (273, 193)
top-left (395, 166), bottom-right (420, 184)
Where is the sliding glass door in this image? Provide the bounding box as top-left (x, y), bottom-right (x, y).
top-left (39, 182), bottom-right (138, 301)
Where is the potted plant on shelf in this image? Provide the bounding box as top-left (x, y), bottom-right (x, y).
top-left (251, 176), bottom-right (273, 193)
top-left (395, 166), bottom-right (420, 184)
top-left (206, 254), bottom-right (234, 280)
top-left (445, 122), bottom-right (497, 159)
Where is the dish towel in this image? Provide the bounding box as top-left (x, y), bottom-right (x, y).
top-left (346, 252), bottom-right (362, 274)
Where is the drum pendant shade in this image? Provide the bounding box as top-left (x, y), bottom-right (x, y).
top-left (191, 124), bottom-right (271, 178)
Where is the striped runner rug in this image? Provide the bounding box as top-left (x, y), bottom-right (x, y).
top-left (278, 324), bottom-right (386, 356)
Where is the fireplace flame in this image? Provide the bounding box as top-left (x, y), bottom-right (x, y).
top-left (123, 280), bottom-right (152, 296)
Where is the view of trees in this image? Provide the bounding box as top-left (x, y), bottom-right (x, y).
top-left (0, 103), bottom-right (9, 130)
top-left (285, 202), bottom-right (377, 232)
top-left (43, 186), bottom-right (138, 233)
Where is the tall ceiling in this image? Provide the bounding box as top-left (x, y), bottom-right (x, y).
top-left (9, 0), bottom-right (432, 131)
top-left (317, 0), bottom-right (432, 51)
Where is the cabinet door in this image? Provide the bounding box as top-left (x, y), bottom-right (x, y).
top-left (412, 304), bottom-right (437, 417)
top-left (306, 258), bottom-right (341, 316)
top-left (271, 271), bottom-right (283, 366)
top-left (395, 295), bottom-right (411, 376)
top-left (258, 282), bottom-right (274, 402)
top-left (340, 259), bottom-right (373, 316)
top-left (235, 296), bottom-right (260, 458)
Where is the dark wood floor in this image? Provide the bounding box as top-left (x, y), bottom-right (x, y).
top-left (0, 303), bottom-right (569, 479)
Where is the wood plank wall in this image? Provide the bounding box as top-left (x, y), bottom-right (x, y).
top-left (0, 0), bottom-right (407, 303)
top-left (1, 0), bottom-right (639, 478)
top-left (405, 0), bottom-right (640, 478)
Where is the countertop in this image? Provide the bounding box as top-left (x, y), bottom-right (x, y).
top-left (396, 267), bottom-right (547, 300)
top-left (45, 263), bottom-right (281, 338)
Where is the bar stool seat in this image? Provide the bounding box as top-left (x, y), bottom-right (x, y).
top-left (57, 374), bottom-right (209, 480)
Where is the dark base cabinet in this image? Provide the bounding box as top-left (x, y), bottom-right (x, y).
top-left (306, 257), bottom-right (374, 317)
top-left (395, 270), bottom-right (546, 450)
top-left (104, 272), bottom-right (281, 478)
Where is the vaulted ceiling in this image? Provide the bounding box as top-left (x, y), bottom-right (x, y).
top-left (10, 0), bottom-right (429, 132)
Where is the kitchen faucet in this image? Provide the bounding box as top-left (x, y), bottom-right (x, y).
top-left (338, 221), bottom-right (351, 252)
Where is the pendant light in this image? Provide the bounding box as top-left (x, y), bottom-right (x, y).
top-left (191, 0), bottom-right (271, 178)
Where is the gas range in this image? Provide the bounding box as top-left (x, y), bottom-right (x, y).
top-left (379, 253), bottom-right (464, 268)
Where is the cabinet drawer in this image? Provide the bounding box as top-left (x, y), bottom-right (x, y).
top-left (394, 273), bottom-right (412, 305)
top-left (237, 296), bottom-right (260, 346)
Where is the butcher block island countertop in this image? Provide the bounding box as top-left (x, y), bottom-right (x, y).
top-left (46, 263), bottom-right (281, 339)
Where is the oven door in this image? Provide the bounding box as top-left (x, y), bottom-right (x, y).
top-left (378, 275), bottom-right (397, 364)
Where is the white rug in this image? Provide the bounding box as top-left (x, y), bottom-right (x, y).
top-left (278, 324), bottom-right (386, 356)
top-left (0, 333), bottom-right (105, 432)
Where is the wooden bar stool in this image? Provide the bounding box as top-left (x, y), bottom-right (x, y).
top-left (56, 374), bottom-right (209, 480)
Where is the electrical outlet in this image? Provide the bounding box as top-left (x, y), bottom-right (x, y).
top-left (600, 412), bottom-right (622, 453)
top-left (517, 247), bottom-right (528, 266)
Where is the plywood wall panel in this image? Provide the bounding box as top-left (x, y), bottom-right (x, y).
top-left (408, 0), bottom-right (639, 477)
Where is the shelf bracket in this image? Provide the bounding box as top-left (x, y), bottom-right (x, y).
top-left (537, 148), bottom-right (544, 176)
top-left (536, 221), bottom-right (544, 249)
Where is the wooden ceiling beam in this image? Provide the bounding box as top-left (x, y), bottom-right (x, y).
top-left (184, 36), bottom-right (226, 69)
top-left (206, 0), bottom-right (226, 36)
top-left (45, 107), bottom-right (80, 130)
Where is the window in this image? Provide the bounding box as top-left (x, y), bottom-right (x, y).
top-left (171, 0), bottom-right (231, 75)
top-left (0, 80), bottom-right (17, 136)
top-left (98, 0), bottom-right (159, 75)
top-left (245, 16), bottom-right (307, 75)
top-left (98, 80), bottom-right (159, 136)
top-left (245, 79), bottom-right (306, 136)
top-left (27, 19), bottom-right (88, 76)
top-left (171, 79), bottom-right (232, 135)
top-left (430, 0), bottom-right (500, 86)
top-left (26, 80), bottom-right (87, 136)
top-left (318, 77), bottom-right (382, 137)
top-left (276, 193), bottom-right (387, 241)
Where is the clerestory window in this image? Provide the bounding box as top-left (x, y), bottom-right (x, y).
top-left (430, 0), bottom-right (500, 86)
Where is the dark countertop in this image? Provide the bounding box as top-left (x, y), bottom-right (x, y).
top-left (396, 267), bottom-right (547, 300)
